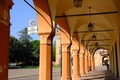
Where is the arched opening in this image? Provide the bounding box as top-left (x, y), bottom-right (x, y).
top-left (9, 0), bottom-right (39, 79)
top-left (102, 56), bottom-right (109, 66)
top-left (94, 48), bottom-right (109, 70)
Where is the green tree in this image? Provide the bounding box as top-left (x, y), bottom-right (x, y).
top-left (18, 28), bottom-right (32, 41)
top-left (52, 41), bottom-right (56, 61)
top-left (31, 40), bottom-right (40, 65)
top-left (18, 28), bottom-right (33, 65)
top-left (10, 36), bottom-right (23, 62)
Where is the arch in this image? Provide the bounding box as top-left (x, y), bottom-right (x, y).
top-left (32, 1), bottom-right (55, 80)
top-left (57, 17), bottom-right (71, 80)
top-left (33, 0), bottom-right (54, 34)
top-left (93, 47), bottom-right (108, 55)
top-left (102, 56), bottom-right (109, 65)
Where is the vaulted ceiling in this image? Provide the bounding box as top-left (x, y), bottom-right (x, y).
top-left (47, 0), bottom-right (120, 51)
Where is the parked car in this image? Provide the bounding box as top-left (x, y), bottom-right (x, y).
top-left (8, 63), bottom-right (21, 69)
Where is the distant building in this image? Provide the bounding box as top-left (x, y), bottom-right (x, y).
top-left (55, 30), bottom-right (61, 65)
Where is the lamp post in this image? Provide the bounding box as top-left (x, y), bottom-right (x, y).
top-left (73, 0), bottom-right (83, 8)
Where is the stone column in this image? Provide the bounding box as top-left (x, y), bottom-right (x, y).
top-left (84, 51), bottom-right (89, 73)
top-left (88, 52), bottom-right (91, 71)
top-left (79, 54), bottom-right (85, 76)
top-left (91, 55), bottom-right (95, 71)
top-left (72, 50), bottom-right (80, 80)
top-left (0, 20), bottom-right (10, 80)
top-left (39, 33), bottom-right (53, 80)
top-left (61, 44), bottom-right (71, 80)
top-left (89, 54), bottom-right (92, 71)
top-left (0, 0), bottom-right (13, 80)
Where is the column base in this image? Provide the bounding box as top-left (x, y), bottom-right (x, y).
top-left (80, 72), bottom-right (85, 76)
top-left (85, 71), bottom-right (89, 74)
top-left (72, 75), bottom-right (80, 80)
top-left (61, 76), bottom-right (71, 80)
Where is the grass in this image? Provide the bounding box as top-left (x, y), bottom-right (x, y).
top-left (52, 65), bottom-right (60, 69)
top-left (21, 65), bottom-right (60, 69)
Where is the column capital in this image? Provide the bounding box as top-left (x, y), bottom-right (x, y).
top-left (40, 33), bottom-right (52, 45)
top-left (84, 51), bottom-right (88, 57)
top-left (0, 0), bottom-right (13, 26)
top-left (72, 50), bottom-right (79, 57)
top-left (72, 49), bottom-right (79, 53)
top-left (85, 54), bottom-right (88, 57)
top-left (62, 44), bottom-right (70, 53)
top-left (79, 53), bottom-right (84, 57)
top-left (7, 0), bottom-right (14, 9)
top-left (0, 0), bottom-right (14, 9)
top-left (90, 54), bottom-right (94, 57)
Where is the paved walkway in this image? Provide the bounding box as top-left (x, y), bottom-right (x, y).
top-left (9, 66), bottom-right (116, 80)
top-left (80, 66), bottom-right (117, 80)
top-left (9, 68), bottom-right (61, 80)
top-left (9, 69), bottom-right (39, 79)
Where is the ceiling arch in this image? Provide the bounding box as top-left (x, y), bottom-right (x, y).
top-left (46, 0), bottom-right (120, 53)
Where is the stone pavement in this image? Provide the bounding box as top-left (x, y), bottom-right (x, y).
top-left (9, 69), bottom-right (39, 79)
top-left (80, 66), bottom-right (117, 80)
top-left (9, 68), bottom-right (61, 80)
top-left (9, 66), bottom-right (116, 80)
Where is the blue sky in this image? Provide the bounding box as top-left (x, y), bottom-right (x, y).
top-left (10, 0), bottom-right (39, 40)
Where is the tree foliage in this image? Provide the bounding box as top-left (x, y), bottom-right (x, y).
top-left (31, 40), bottom-right (40, 65)
top-left (18, 28), bottom-right (32, 41)
top-left (10, 36), bottom-right (21, 62)
top-left (9, 28), bottom-right (40, 66)
top-left (52, 41), bottom-right (56, 61)
top-left (9, 28), bottom-right (56, 66)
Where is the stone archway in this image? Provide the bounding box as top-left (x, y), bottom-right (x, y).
top-left (94, 48), bottom-right (108, 67)
top-left (102, 56), bottom-right (109, 66)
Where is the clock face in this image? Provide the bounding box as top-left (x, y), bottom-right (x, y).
top-left (29, 19), bottom-right (37, 26)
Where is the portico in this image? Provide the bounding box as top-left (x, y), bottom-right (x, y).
top-left (1, 0), bottom-right (120, 80)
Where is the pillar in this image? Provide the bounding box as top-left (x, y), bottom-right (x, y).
top-left (61, 44), bottom-right (71, 80)
top-left (79, 53), bottom-right (85, 76)
top-left (72, 50), bottom-right (80, 80)
top-left (109, 51), bottom-right (114, 72)
top-left (39, 33), bottom-right (53, 80)
top-left (118, 31), bottom-right (120, 79)
top-left (0, 0), bottom-right (13, 80)
top-left (91, 55), bottom-right (95, 71)
top-left (84, 51), bottom-right (89, 73)
top-left (33, 0), bottom-right (54, 79)
top-left (79, 44), bottom-right (85, 76)
top-left (88, 52), bottom-right (91, 71)
top-left (57, 17), bottom-right (71, 80)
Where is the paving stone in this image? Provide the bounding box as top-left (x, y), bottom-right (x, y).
top-left (80, 66), bottom-right (117, 80)
top-left (9, 66), bottom-right (117, 80)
